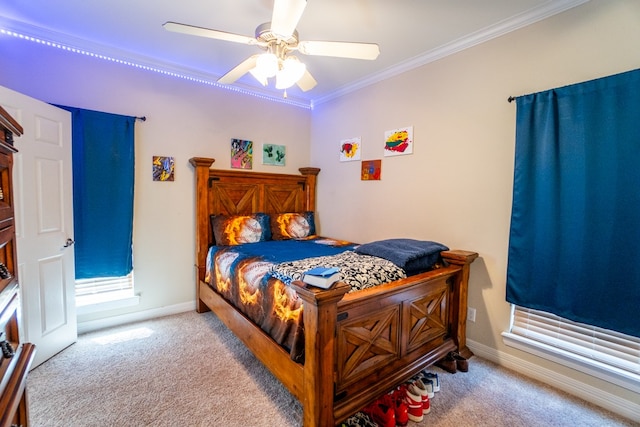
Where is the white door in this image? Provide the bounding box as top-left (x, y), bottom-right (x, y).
top-left (0, 85), bottom-right (77, 368)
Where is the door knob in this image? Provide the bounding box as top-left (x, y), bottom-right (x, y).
top-left (63, 238), bottom-right (75, 248)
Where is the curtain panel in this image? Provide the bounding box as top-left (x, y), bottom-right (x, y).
top-left (58, 106), bottom-right (136, 280)
top-left (506, 68), bottom-right (640, 338)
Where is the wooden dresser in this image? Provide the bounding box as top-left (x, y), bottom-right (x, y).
top-left (0, 105), bottom-right (36, 427)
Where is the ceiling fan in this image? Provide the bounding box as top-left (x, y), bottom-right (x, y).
top-left (163, 0), bottom-right (380, 93)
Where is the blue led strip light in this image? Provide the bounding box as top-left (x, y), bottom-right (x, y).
top-left (0, 28), bottom-right (312, 110)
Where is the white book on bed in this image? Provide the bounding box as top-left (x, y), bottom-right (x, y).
top-left (302, 267), bottom-right (341, 289)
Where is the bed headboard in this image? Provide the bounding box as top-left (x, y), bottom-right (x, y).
top-left (189, 157), bottom-right (320, 282)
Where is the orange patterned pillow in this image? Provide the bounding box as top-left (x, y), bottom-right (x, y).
top-left (210, 213), bottom-right (271, 245)
top-left (270, 212), bottom-right (316, 240)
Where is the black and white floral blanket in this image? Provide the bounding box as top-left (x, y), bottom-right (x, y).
top-left (271, 250), bottom-right (407, 292)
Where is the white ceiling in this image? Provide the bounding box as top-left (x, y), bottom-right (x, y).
top-left (0, 0), bottom-right (589, 107)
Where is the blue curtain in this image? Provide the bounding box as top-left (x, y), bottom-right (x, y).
top-left (58, 106), bottom-right (136, 279)
top-left (506, 68), bottom-right (640, 338)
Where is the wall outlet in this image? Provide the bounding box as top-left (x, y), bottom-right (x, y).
top-left (467, 307), bottom-right (477, 323)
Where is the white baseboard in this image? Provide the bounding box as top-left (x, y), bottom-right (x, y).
top-left (77, 300), bottom-right (196, 335)
top-left (467, 339), bottom-right (640, 423)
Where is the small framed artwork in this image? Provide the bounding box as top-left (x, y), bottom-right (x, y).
top-left (262, 143), bottom-right (286, 166)
top-left (340, 137), bottom-right (361, 162)
top-left (383, 126), bottom-right (413, 157)
top-left (152, 156), bottom-right (175, 181)
top-left (361, 159), bottom-right (381, 180)
top-left (231, 138), bottom-right (253, 169)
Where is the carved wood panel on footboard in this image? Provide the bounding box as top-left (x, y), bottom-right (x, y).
top-left (332, 266), bottom-right (466, 421)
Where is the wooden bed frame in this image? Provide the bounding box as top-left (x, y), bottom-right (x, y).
top-left (190, 157), bottom-right (478, 426)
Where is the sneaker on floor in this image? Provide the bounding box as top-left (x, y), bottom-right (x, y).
top-left (363, 398), bottom-right (395, 427)
top-left (341, 411), bottom-right (379, 427)
top-left (412, 376), bottom-right (435, 399)
top-left (421, 371), bottom-right (440, 392)
top-left (408, 379), bottom-right (431, 414)
top-left (396, 384), bottom-right (424, 423)
top-left (384, 391), bottom-right (409, 427)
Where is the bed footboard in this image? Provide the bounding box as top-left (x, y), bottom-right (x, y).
top-left (297, 250), bottom-right (477, 425)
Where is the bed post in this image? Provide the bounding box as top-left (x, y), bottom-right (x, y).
top-left (441, 250), bottom-right (478, 359)
top-left (298, 167), bottom-right (320, 211)
top-left (189, 157), bottom-right (215, 313)
top-left (295, 282), bottom-right (350, 427)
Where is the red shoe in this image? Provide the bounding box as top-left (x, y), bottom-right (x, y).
top-left (396, 384), bottom-right (423, 423)
top-left (363, 397), bottom-right (396, 427)
top-left (412, 375), bottom-right (435, 398)
top-left (410, 379), bottom-right (431, 414)
top-left (383, 392), bottom-right (409, 426)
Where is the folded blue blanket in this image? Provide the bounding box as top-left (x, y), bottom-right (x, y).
top-left (354, 238), bottom-right (449, 275)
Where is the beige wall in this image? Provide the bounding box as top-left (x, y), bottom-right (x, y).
top-left (310, 0), bottom-right (640, 415)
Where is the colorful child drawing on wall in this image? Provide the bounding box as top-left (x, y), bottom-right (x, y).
top-left (340, 137), bottom-right (361, 162)
top-left (231, 138), bottom-right (253, 169)
top-left (263, 143), bottom-right (286, 166)
top-left (361, 159), bottom-right (381, 180)
top-left (384, 126), bottom-right (413, 156)
top-left (152, 156), bottom-right (175, 181)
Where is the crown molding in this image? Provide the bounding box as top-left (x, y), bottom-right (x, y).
top-left (312, 0), bottom-right (591, 107)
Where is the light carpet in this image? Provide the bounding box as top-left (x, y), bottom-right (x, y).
top-left (27, 311), bottom-right (636, 426)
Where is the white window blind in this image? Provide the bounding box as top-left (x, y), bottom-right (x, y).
top-left (510, 306), bottom-right (640, 376)
top-left (75, 274), bottom-right (133, 297)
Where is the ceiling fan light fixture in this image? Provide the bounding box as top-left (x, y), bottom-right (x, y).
top-left (275, 56), bottom-right (306, 90)
top-left (255, 53), bottom-right (278, 78)
top-left (249, 67), bottom-right (268, 86)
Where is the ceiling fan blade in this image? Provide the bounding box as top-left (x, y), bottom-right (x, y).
top-left (296, 69), bottom-right (317, 92)
top-left (163, 21), bottom-right (257, 45)
top-left (218, 55), bottom-right (260, 84)
top-left (298, 40), bottom-right (380, 60)
top-left (271, 0), bottom-right (307, 39)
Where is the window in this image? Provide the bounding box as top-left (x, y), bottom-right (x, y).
top-left (503, 305), bottom-right (640, 393)
top-left (75, 274), bottom-right (134, 305)
top-left (58, 106), bottom-right (137, 306)
top-left (506, 69), bottom-right (640, 339)
top-left (505, 69), bottom-right (640, 395)
top-left (75, 273), bottom-right (139, 315)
